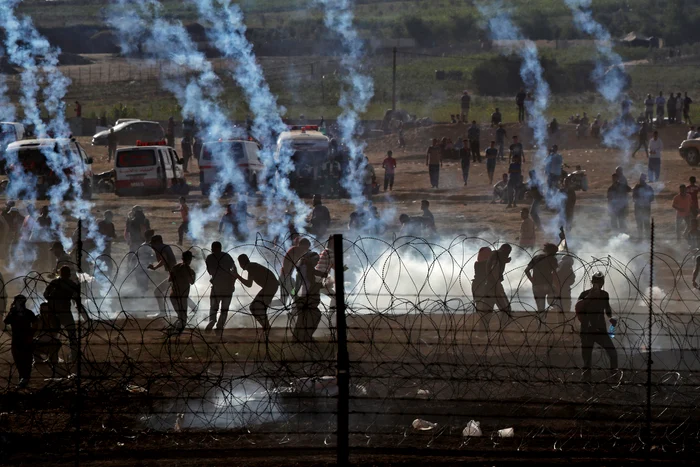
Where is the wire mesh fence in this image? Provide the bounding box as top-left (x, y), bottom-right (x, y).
top-left (0, 233), bottom-right (698, 462)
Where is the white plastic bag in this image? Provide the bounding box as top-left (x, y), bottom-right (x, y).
top-left (412, 418), bottom-right (437, 431)
top-left (498, 427), bottom-right (514, 438)
top-left (462, 420), bottom-right (482, 437)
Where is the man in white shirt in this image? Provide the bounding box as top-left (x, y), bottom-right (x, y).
top-left (648, 131), bottom-right (663, 182)
top-left (656, 92), bottom-right (666, 123)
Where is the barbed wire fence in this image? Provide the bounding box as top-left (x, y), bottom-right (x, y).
top-left (0, 228), bottom-right (699, 463)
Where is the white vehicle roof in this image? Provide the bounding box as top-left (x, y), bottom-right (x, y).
top-left (115, 118), bottom-right (140, 125)
top-left (277, 129), bottom-right (329, 144)
top-left (112, 119), bottom-right (161, 130)
top-left (7, 138), bottom-right (77, 150)
top-left (117, 144), bottom-right (173, 150)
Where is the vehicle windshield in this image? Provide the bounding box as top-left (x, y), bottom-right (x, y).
top-left (202, 142), bottom-right (245, 162)
top-left (280, 140), bottom-right (329, 170)
top-left (117, 149), bottom-right (157, 168)
top-left (7, 145), bottom-right (77, 174)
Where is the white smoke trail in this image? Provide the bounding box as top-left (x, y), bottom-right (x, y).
top-left (563, 0), bottom-right (635, 154)
top-left (0, 0), bottom-right (105, 272)
top-left (107, 0), bottom-right (248, 242)
top-left (192, 0), bottom-right (309, 238)
top-left (476, 1), bottom-right (550, 164)
top-left (312, 0), bottom-right (375, 213)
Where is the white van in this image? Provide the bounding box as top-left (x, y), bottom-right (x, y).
top-left (198, 139), bottom-right (262, 195)
top-left (4, 137), bottom-right (93, 199)
top-left (114, 141), bottom-right (187, 196)
top-left (276, 126), bottom-right (330, 196)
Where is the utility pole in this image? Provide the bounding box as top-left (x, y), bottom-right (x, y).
top-left (392, 47), bottom-right (397, 112)
top-left (333, 234), bottom-right (349, 466)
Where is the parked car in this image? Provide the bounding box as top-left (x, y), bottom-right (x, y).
top-left (4, 137), bottom-right (94, 199)
top-left (114, 141), bottom-right (187, 196)
top-left (91, 120), bottom-right (165, 147)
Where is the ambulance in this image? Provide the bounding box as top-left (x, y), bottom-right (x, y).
top-left (275, 125), bottom-right (332, 196)
top-left (198, 139), bottom-right (263, 195)
top-left (114, 141), bottom-right (187, 196)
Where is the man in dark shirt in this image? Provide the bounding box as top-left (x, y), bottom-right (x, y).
top-left (44, 266), bottom-right (84, 363)
top-left (576, 272), bottom-right (617, 381)
top-left (279, 238), bottom-right (310, 307)
top-left (308, 194), bottom-right (331, 238)
top-left (483, 244), bottom-right (512, 317)
top-left (506, 154), bottom-right (523, 208)
top-left (509, 135), bottom-right (525, 163)
top-left (420, 200), bottom-right (436, 233)
top-left (495, 124), bottom-right (507, 160)
top-left (148, 235), bottom-right (179, 317)
top-left (205, 242), bottom-right (237, 333)
top-left (169, 251), bottom-right (196, 334)
top-left (237, 254), bottom-right (279, 338)
top-left (631, 121), bottom-right (649, 158)
top-left (459, 139), bottom-right (470, 186)
top-left (485, 140), bottom-right (498, 184)
top-left (399, 214), bottom-right (429, 236)
top-left (460, 91), bottom-right (471, 122)
top-left (524, 243), bottom-right (559, 315)
top-left (632, 173), bottom-right (654, 238)
top-left (4, 295), bottom-right (37, 388)
top-left (490, 108), bottom-right (502, 127)
top-left (607, 173), bottom-right (631, 231)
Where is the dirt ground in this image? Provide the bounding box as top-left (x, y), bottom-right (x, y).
top-left (1, 123), bottom-right (698, 466)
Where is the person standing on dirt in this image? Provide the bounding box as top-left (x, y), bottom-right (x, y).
top-left (468, 121), bottom-right (481, 163)
top-left (181, 135), bottom-right (193, 173)
top-left (528, 170), bottom-right (544, 230)
top-left (236, 254), bottom-right (279, 338)
top-left (125, 206), bottom-right (150, 253)
top-left (168, 251), bottom-right (195, 334)
top-left (519, 207), bottom-right (536, 249)
top-left (482, 140), bottom-right (496, 185)
top-left (684, 92), bottom-right (693, 125)
top-left (667, 92), bottom-right (676, 124)
top-left (44, 266), bottom-right (84, 363)
top-left (107, 128), bottom-right (117, 163)
top-left (291, 251), bottom-right (324, 343)
top-left (656, 92), bottom-right (666, 123)
top-left (308, 194), bottom-right (331, 238)
top-left (166, 116), bottom-right (175, 148)
top-left (426, 138), bottom-right (442, 189)
top-left (279, 237), bottom-right (310, 307)
top-left (97, 210), bottom-right (117, 275)
top-left (516, 88), bottom-right (527, 123)
top-left (632, 173), bottom-right (654, 238)
top-left (205, 242), bottom-right (237, 333)
top-left (459, 138), bottom-right (471, 186)
top-left (472, 247), bottom-right (492, 317)
top-left (644, 94), bottom-right (654, 122)
top-left (460, 91), bottom-right (471, 122)
top-left (561, 176), bottom-right (577, 232)
top-left (673, 184), bottom-right (692, 241)
top-left (506, 153), bottom-right (523, 209)
top-left (496, 124), bottom-right (507, 160)
top-left (525, 243), bottom-right (559, 316)
top-left (544, 145), bottom-right (563, 190)
top-left (4, 295), bottom-right (37, 388)
top-left (173, 197), bottom-right (189, 246)
top-left (74, 101), bottom-right (81, 118)
top-left (382, 150), bottom-right (397, 192)
top-left (576, 272), bottom-right (617, 382)
top-left (148, 235), bottom-right (178, 318)
top-left (483, 244), bottom-right (513, 317)
top-left (631, 121), bottom-right (649, 158)
top-left (607, 173), bottom-right (630, 231)
top-left (648, 131), bottom-right (663, 182)
top-left (491, 108), bottom-right (502, 127)
top-left (420, 200), bottom-right (436, 233)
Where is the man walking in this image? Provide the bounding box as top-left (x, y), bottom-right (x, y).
top-left (468, 121), bottom-right (481, 163)
top-left (524, 243), bottom-right (559, 317)
top-left (205, 242), bottom-right (237, 333)
top-left (632, 173), bottom-right (654, 238)
top-left (607, 173), bottom-right (630, 231)
top-left (169, 251), bottom-right (196, 334)
top-left (4, 295), bottom-right (37, 388)
top-left (173, 196), bottom-right (189, 246)
top-left (308, 194), bottom-right (331, 238)
top-left (509, 135), bottom-right (525, 163)
top-left (685, 92), bottom-right (693, 125)
top-left (107, 128), bottom-right (117, 163)
top-left (544, 145), bottom-right (563, 190)
top-left (631, 121), bottom-right (649, 158)
top-left (382, 150), bottom-right (397, 192)
top-left (426, 138), bottom-right (442, 188)
top-left (459, 138), bottom-right (471, 186)
top-left (576, 272), bottom-right (618, 382)
top-left (648, 130), bottom-right (663, 182)
top-left (44, 266), bottom-right (84, 363)
top-left (656, 91), bottom-right (666, 123)
top-left (644, 94), bottom-right (654, 122)
top-left (279, 237), bottom-right (310, 307)
top-left (147, 235), bottom-right (178, 318)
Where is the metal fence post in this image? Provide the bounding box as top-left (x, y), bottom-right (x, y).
top-left (333, 234), bottom-right (349, 466)
top-left (75, 219), bottom-right (83, 466)
top-left (646, 220), bottom-right (654, 455)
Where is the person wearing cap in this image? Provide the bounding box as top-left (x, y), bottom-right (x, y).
top-left (44, 266), bottom-right (84, 363)
top-left (169, 250), bottom-right (196, 334)
top-left (148, 235), bottom-right (178, 317)
top-left (632, 173), bottom-right (654, 238)
top-left (544, 145), bottom-right (563, 190)
top-left (308, 194), bottom-right (331, 238)
top-left (575, 272), bottom-right (617, 381)
top-left (4, 295), bottom-right (38, 388)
